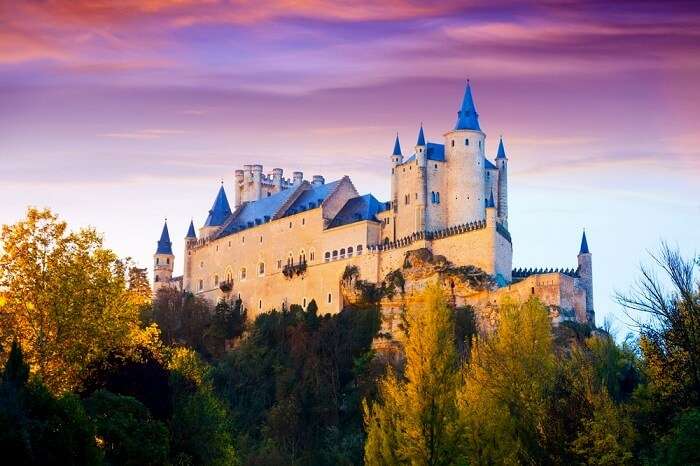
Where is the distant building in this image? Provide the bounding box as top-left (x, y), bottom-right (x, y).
top-left (153, 82), bottom-right (594, 326)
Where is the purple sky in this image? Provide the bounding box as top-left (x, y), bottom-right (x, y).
top-left (1, 0), bottom-right (699, 330)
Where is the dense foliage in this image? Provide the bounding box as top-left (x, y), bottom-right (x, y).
top-left (1, 208), bottom-right (698, 464)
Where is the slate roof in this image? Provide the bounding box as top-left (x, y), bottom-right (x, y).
top-left (284, 180), bottom-right (341, 216)
top-left (216, 180), bottom-right (343, 238)
top-left (454, 82), bottom-right (481, 131)
top-left (426, 143), bottom-right (445, 161)
top-left (204, 185), bottom-right (232, 227)
top-left (496, 137), bottom-right (507, 159)
top-left (156, 221), bottom-right (173, 255)
top-left (417, 125), bottom-right (426, 146)
top-left (484, 158), bottom-right (497, 170)
top-left (328, 194), bottom-right (386, 228)
top-left (579, 231), bottom-right (590, 254)
top-left (185, 220), bottom-right (196, 239)
top-left (392, 134), bottom-right (402, 156)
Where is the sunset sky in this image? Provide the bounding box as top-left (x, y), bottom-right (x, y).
top-left (1, 0), bottom-right (698, 329)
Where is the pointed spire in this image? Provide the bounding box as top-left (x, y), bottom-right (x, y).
top-left (454, 80), bottom-right (481, 131)
top-left (185, 220), bottom-right (197, 239)
top-left (204, 184), bottom-right (232, 227)
top-left (579, 230), bottom-right (590, 254)
top-left (392, 133), bottom-right (402, 156)
top-left (416, 124), bottom-right (426, 146)
top-left (496, 136), bottom-right (507, 159)
top-left (156, 220), bottom-right (173, 255)
top-left (486, 189), bottom-right (495, 208)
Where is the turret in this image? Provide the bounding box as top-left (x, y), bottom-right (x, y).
top-left (485, 189), bottom-right (496, 225)
top-left (183, 220), bottom-right (197, 292)
top-left (272, 168), bottom-right (284, 193)
top-left (495, 136), bottom-right (508, 228)
top-left (201, 183), bottom-right (232, 239)
top-left (251, 164), bottom-right (263, 200)
top-left (445, 81), bottom-right (486, 226)
top-left (292, 171), bottom-right (303, 185)
top-left (415, 124), bottom-right (427, 167)
top-left (312, 175), bottom-right (325, 186)
top-left (153, 220), bottom-right (174, 296)
top-left (234, 170), bottom-right (244, 208)
top-left (577, 230), bottom-right (594, 325)
top-left (391, 133), bottom-right (403, 165)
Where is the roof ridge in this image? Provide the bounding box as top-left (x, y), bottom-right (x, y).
top-left (274, 182), bottom-right (310, 219)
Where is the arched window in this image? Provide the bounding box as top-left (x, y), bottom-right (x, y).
top-left (199, 279), bottom-right (203, 290)
top-left (332, 250), bottom-right (338, 260)
top-left (436, 192), bottom-right (440, 204)
top-left (340, 248), bottom-right (346, 259)
top-left (241, 268), bottom-right (247, 280)
top-left (287, 252), bottom-right (294, 266)
top-left (156, 258), bottom-right (159, 265)
top-left (465, 138), bottom-right (469, 146)
top-left (347, 246), bottom-right (353, 258)
top-left (258, 262), bottom-right (265, 275)
top-left (357, 244), bottom-right (363, 255)
top-left (325, 252), bottom-right (331, 262)
top-left (309, 249), bottom-right (315, 261)
top-left (299, 249), bottom-right (306, 263)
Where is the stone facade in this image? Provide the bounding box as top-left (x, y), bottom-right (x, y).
top-left (153, 82), bottom-right (595, 328)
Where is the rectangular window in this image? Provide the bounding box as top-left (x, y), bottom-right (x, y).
top-left (199, 279), bottom-right (203, 290)
top-left (327, 293), bottom-right (332, 304)
top-left (465, 138), bottom-right (469, 146)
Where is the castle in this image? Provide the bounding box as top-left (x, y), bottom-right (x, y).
top-left (153, 83), bottom-right (594, 327)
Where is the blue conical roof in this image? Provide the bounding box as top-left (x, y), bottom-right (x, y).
top-left (496, 137), bottom-right (507, 159)
top-left (454, 82), bottom-right (481, 131)
top-left (156, 220), bottom-right (173, 255)
top-left (416, 125), bottom-right (426, 146)
top-left (204, 185), bottom-right (232, 227)
top-left (392, 134), bottom-right (402, 156)
top-left (579, 230), bottom-right (590, 254)
top-left (486, 189), bottom-right (495, 208)
top-left (186, 220), bottom-right (197, 239)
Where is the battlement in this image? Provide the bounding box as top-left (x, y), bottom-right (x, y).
top-left (512, 267), bottom-right (579, 279)
top-left (234, 164), bottom-right (326, 207)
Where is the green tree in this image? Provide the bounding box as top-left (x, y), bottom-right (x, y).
top-left (459, 298), bottom-right (556, 465)
top-left (84, 390), bottom-right (169, 466)
top-left (0, 208), bottom-right (142, 392)
top-left (364, 284), bottom-right (465, 465)
top-left (0, 341), bottom-right (102, 465)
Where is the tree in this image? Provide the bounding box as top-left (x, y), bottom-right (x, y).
top-left (459, 298), bottom-right (556, 465)
top-left (84, 390), bottom-right (169, 466)
top-left (0, 341), bottom-right (102, 465)
top-left (364, 284), bottom-right (465, 465)
top-left (0, 208), bottom-right (143, 392)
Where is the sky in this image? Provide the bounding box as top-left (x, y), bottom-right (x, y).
top-left (1, 0), bottom-right (699, 331)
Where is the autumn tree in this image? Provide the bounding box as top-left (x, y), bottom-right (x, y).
top-left (459, 298), bottom-right (556, 465)
top-left (364, 284), bottom-right (465, 465)
top-left (0, 208), bottom-right (143, 392)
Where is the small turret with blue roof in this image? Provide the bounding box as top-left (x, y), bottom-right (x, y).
top-left (496, 136), bottom-right (507, 159)
top-left (185, 220), bottom-right (197, 240)
top-left (455, 80), bottom-right (481, 131)
top-left (153, 219), bottom-right (174, 294)
top-left (204, 184), bottom-right (232, 228)
top-left (391, 133), bottom-right (403, 165)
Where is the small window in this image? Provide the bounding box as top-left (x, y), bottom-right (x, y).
top-left (199, 279), bottom-right (203, 290)
top-left (155, 275), bottom-right (160, 282)
top-left (241, 268), bottom-right (247, 280)
top-left (156, 258), bottom-right (159, 265)
top-left (260, 236), bottom-right (263, 243)
top-left (414, 193), bottom-right (417, 200)
top-left (436, 192), bottom-right (440, 204)
top-left (277, 259), bottom-right (282, 269)
top-left (166, 258), bottom-right (170, 264)
top-left (348, 246), bottom-right (353, 257)
top-left (434, 164), bottom-right (438, 169)
top-left (259, 299), bottom-right (262, 309)
top-left (340, 248), bottom-right (346, 259)
top-left (325, 252), bottom-right (330, 262)
top-left (303, 298), bottom-right (307, 308)
top-left (258, 262), bottom-right (265, 275)
top-left (332, 250), bottom-right (338, 260)
top-left (200, 261), bottom-right (204, 268)
top-left (465, 138), bottom-right (469, 146)
top-left (302, 218), bottom-right (305, 225)
top-left (531, 287), bottom-right (535, 295)
top-left (327, 293), bottom-right (332, 304)
top-left (451, 140), bottom-right (455, 147)
top-left (310, 250), bottom-right (315, 261)
top-left (242, 236), bottom-right (245, 244)
top-left (228, 241), bottom-right (231, 247)
top-left (479, 140), bottom-right (482, 148)
top-left (216, 245), bottom-right (218, 251)
top-left (357, 244), bottom-right (363, 255)
top-left (289, 222), bottom-right (293, 229)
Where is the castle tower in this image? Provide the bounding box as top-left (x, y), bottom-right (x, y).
top-left (272, 168), bottom-right (284, 193)
top-left (495, 136), bottom-right (508, 228)
top-left (577, 230), bottom-right (594, 325)
top-left (445, 81), bottom-right (486, 226)
top-left (183, 220), bottom-right (197, 292)
top-left (251, 165), bottom-right (263, 200)
top-left (153, 220), bottom-right (174, 296)
top-left (391, 133), bottom-right (403, 165)
top-left (234, 170), bottom-right (244, 207)
top-left (201, 183), bottom-right (232, 239)
top-left (414, 125), bottom-right (428, 232)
